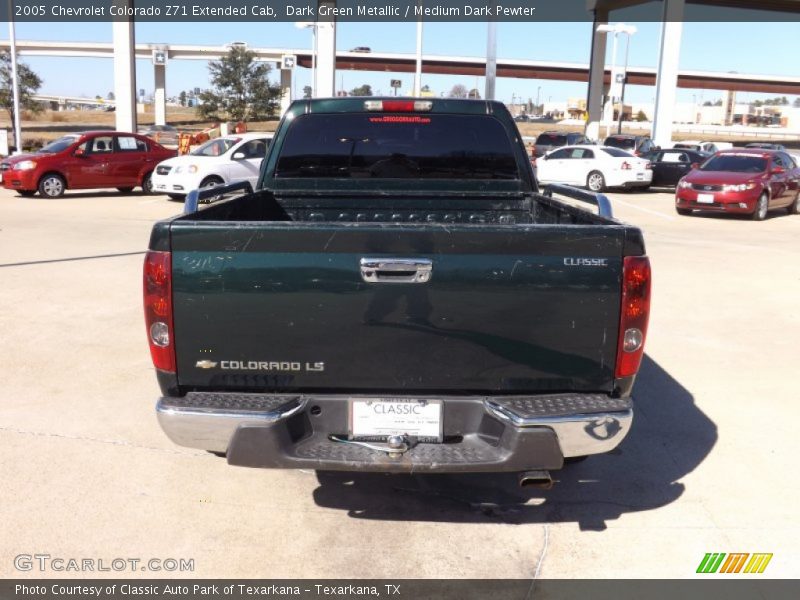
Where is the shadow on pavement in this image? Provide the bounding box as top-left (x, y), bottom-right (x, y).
top-left (311, 355), bottom-right (717, 530)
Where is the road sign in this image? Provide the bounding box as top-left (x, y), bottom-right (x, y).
top-left (282, 55), bottom-right (296, 70)
top-left (390, 79), bottom-right (402, 89)
top-left (609, 67), bottom-right (626, 102)
top-left (152, 49), bottom-right (167, 66)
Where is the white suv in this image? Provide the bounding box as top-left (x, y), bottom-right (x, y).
top-left (152, 132), bottom-right (274, 200)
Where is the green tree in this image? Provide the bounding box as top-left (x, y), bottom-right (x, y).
top-left (794, 97), bottom-right (800, 108)
top-left (349, 84), bottom-right (373, 97)
top-left (197, 46), bottom-right (281, 122)
top-left (0, 51), bottom-right (43, 127)
top-left (178, 90), bottom-right (187, 107)
top-left (635, 110), bottom-right (648, 122)
top-left (302, 85), bottom-right (312, 99)
top-left (468, 88), bottom-right (481, 99)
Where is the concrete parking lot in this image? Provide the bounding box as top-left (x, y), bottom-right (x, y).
top-left (0, 186), bottom-right (797, 578)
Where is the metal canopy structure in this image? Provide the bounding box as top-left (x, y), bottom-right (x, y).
top-left (3, 40), bottom-right (800, 95)
top-left (587, 0), bottom-right (800, 145)
top-left (2, 0), bottom-right (799, 139)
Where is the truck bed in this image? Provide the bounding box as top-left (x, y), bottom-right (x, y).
top-left (152, 189), bottom-right (640, 397)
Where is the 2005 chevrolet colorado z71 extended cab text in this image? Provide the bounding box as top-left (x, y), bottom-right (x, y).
top-left (145, 98), bottom-right (651, 486)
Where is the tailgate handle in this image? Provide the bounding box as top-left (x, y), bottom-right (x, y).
top-left (360, 258), bottom-right (432, 284)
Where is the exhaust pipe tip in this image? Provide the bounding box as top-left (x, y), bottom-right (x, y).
top-left (518, 470), bottom-right (553, 489)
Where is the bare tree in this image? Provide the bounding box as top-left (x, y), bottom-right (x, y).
top-left (448, 84), bottom-right (468, 98)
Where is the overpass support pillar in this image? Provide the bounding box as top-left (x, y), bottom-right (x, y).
top-left (280, 66), bottom-right (292, 115)
top-left (154, 63), bottom-right (166, 126)
top-left (315, 1), bottom-right (337, 97)
top-left (585, 8), bottom-right (609, 141)
top-left (652, 0), bottom-right (685, 148)
top-left (112, 15), bottom-right (137, 132)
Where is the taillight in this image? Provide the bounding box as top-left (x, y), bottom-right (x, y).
top-left (143, 250), bottom-right (176, 373)
top-left (615, 256), bottom-right (651, 378)
top-left (364, 100), bottom-right (432, 112)
top-left (621, 161), bottom-right (632, 170)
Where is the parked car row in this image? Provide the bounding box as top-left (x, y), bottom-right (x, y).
top-left (531, 131), bottom-right (658, 158)
top-left (1, 130), bottom-right (273, 199)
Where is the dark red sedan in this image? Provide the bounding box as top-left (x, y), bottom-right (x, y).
top-left (675, 149), bottom-right (800, 220)
top-left (1, 131), bottom-right (176, 198)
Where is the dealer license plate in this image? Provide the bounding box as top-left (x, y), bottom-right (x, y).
top-left (697, 193), bottom-right (715, 204)
top-left (349, 398), bottom-right (443, 443)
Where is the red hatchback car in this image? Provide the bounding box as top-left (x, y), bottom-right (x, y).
top-left (675, 148), bottom-right (800, 220)
top-left (1, 131), bottom-right (176, 198)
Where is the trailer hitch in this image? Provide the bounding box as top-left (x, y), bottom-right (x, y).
top-left (329, 434), bottom-right (411, 458)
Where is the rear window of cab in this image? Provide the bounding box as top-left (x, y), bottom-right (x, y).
top-left (275, 113), bottom-right (520, 180)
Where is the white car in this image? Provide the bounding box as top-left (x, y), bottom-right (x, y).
top-left (151, 132), bottom-right (274, 200)
top-left (536, 145), bottom-right (653, 192)
top-left (671, 140), bottom-right (733, 154)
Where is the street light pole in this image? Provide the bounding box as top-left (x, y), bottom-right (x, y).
top-left (312, 25), bottom-right (317, 97)
top-left (536, 86), bottom-right (541, 115)
top-left (617, 30), bottom-right (632, 134)
top-left (413, 1), bottom-right (423, 96)
top-left (8, 1), bottom-right (23, 154)
top-left (605, 31), bottom-right (618, 138)
top-left (296, 22), bottom-right (317, 97)
top-left (596, 23), bottom-right (637, 138)
top-left (485, 21), bottom-right (497, 100)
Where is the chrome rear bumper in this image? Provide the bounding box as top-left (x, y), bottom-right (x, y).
top-left (156, 398), bottom-right (306, 454)
top-left (156, 392), bottom-right (632, 469)
top-left (484, 400), bottom-right (632, 457)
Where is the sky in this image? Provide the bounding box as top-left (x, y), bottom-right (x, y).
top-left (3, 12), bottom-right (800, 107)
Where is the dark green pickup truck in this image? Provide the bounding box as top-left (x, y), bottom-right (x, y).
top-left (144, 98), bottom-right (651, 485)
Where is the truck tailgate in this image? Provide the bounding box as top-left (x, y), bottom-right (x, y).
top-left (169, 222), bottom-right (625, 393)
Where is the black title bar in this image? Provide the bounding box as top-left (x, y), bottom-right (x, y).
top-left (2, 0), bottom-right (800, 22)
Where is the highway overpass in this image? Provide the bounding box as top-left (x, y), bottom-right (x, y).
top-left (3, 40), bottom-right (800, 96)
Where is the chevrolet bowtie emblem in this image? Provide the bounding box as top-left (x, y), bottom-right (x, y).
top-left (195, 360), bottom-right (218, 369)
